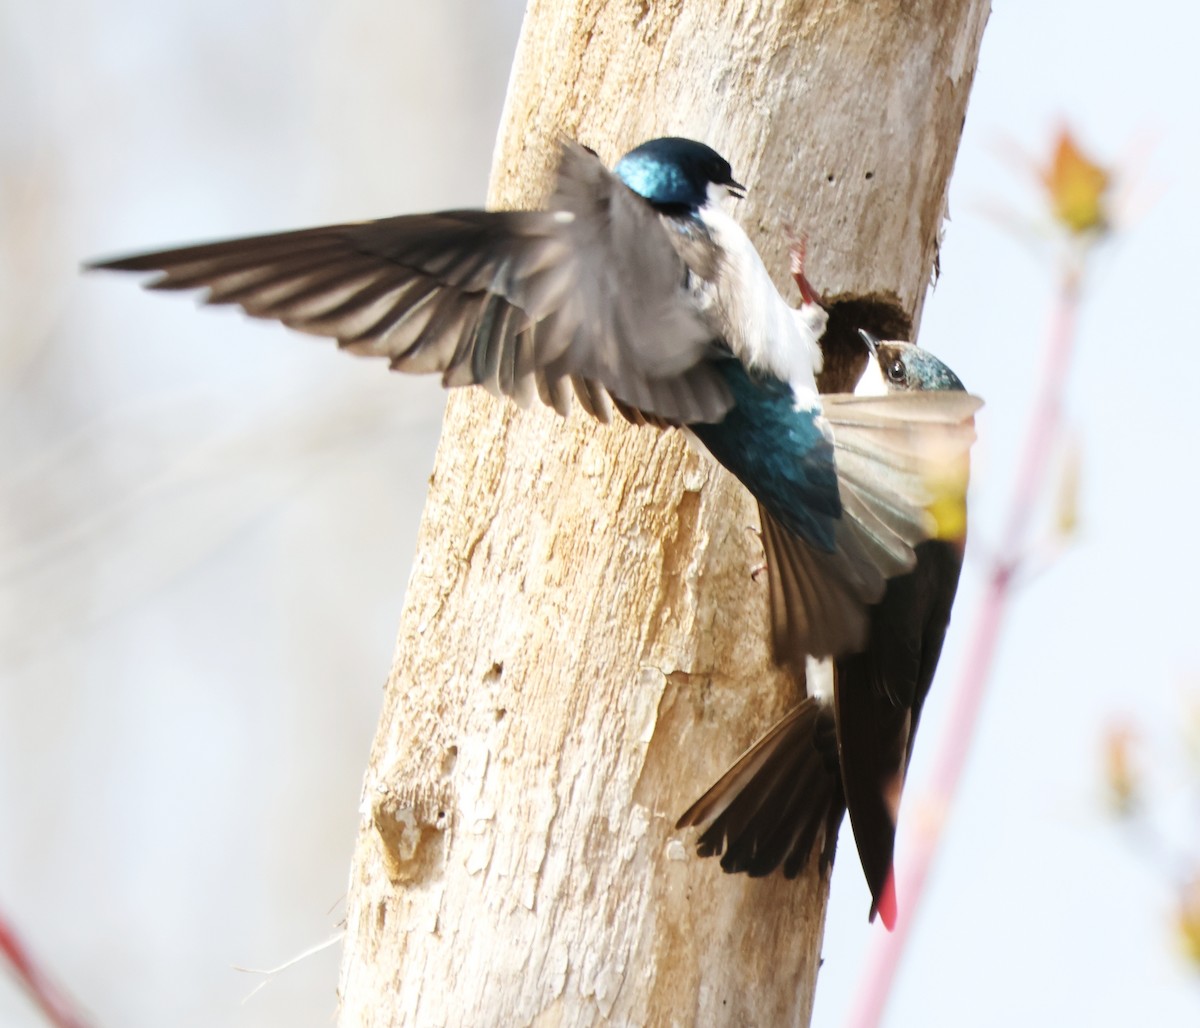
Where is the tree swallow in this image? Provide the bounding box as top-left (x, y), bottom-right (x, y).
top-left (88, 136), bottom-right (979, 660)
top-left (676, 331), bottom-right (974, 930)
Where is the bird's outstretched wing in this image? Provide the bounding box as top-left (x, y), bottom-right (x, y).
top-left (760, 389), bottom-right (982, 664)
top-left (88, 141), bottom-right (731, 425)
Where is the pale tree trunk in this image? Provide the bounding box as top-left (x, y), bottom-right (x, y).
top-left (337, 2), bottom-right (990, 1024)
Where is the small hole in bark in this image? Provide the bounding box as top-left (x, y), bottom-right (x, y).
top-left (826, 173), bottom-right (835, 183)
top-left (484, 661), bottom-right (504, 683)
top-left (495, 707), bottom-right (507, 722)
top-left (865, 170), bottom-right (874, 180)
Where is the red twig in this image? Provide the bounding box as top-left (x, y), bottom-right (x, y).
top-left (0, 908), bottom-right (94, 1028)
top-left (848, 259), bottom-right (1085, 1028)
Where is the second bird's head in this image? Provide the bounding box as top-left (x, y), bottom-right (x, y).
top-left (856, 329), bottom-right (967, 396)
top-left (614, 137), bottom-right (745, 212)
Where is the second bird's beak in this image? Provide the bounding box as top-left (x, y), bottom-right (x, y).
top-left (727, 179), bottom-right (746, 199)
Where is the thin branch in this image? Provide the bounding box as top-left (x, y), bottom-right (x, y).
top-left (0, 908), bottom-right (94, 1028)
top-left (234, 930), bottom-right (345, 1004)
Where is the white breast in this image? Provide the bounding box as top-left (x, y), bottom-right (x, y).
top-left (698, 194), bottom-right (826, 403)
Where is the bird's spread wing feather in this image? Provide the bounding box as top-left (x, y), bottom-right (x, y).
top-left (758, 506), bottom-right (885, 661)
top-left (88, 141), bottom-right (732, 425)
top-left (760, 390), bottom-right (981, 666)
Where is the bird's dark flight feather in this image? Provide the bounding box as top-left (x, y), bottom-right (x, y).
top-left (90, 141), bottom-right (732, 425)
top-left (834, 538), bottom-right (964, 922)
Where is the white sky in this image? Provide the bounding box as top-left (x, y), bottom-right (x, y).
top-left (2, 2), bottom-right (1197, 1025)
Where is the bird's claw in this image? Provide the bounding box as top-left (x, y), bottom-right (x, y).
top-left (784, 225), bottom-right (824, 308)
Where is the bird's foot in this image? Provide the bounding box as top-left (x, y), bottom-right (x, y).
top-left (784, 226), bottom-right (824, 308)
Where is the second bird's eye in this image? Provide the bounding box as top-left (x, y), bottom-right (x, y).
top-left (887, 359), bottom-right (906, 384)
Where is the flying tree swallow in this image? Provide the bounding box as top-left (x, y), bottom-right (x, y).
top-left (676, 329), bottom-right (975, 930)
top-left (89, 136), bottom-right (980, 662)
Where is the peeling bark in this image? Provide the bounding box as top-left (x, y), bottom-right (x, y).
top-left (338, 2), bottom-right (990, 1024)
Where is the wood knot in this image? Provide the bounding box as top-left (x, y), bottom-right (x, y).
top-left (371, 786), bottom-right (449, 884)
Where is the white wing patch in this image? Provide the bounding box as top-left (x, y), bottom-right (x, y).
top-left (805, 655), bottom-right (835, 703)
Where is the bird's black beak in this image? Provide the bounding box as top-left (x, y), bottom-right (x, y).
top-left (858, 328), bottom-right (880, 358)
top-left (727, 179), bottom-right (746, 200)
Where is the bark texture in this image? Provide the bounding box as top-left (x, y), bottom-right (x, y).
top-left (337, 2), bottom-right (990, 1024)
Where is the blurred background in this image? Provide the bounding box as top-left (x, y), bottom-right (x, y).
top-left (2, 1), bottom-right (1197, 1025)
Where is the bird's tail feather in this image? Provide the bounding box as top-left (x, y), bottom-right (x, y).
top-left (676, 699), bottom-right (844, 879)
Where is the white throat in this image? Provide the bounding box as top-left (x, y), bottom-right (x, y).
top-left (854, 355), bottom-right (889, 397)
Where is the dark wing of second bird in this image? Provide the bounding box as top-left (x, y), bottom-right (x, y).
top-left (833, 537), bottom-right (964, 924)
top-left (677, 541), bottom-right (962, 927)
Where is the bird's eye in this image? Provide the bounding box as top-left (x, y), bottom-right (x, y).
top-left (886, 359), bottom-right (906, 384)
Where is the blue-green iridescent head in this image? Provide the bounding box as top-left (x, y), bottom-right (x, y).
top-left (858, 329), bottom-right (966, 394)
top-left (614, 137), bottom-right (745, 211)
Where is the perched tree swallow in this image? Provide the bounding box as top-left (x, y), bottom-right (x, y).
top-left (89, 136), bottom-right (979, 660)
top-left (676, 330), bottom-right (974, 931)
